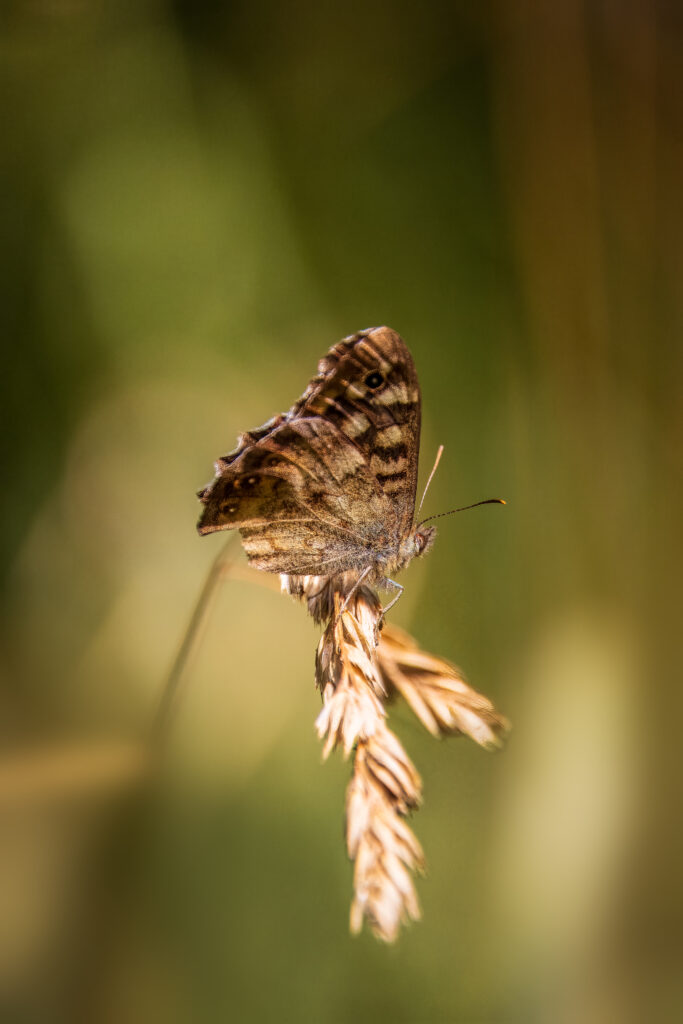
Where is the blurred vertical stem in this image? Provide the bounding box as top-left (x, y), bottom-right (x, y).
top-left (151, 537), bottom-right (239, 744)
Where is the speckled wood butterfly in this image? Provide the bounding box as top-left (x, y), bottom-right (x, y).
top-left (197, 327), bottom-right (439, 606)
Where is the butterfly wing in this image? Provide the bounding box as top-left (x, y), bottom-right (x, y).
top-left (197, 327), bottom-right (422, 575)
top-left (293, 326), bottom-right (421, 541)
top-left (198, 417), bottom-right (389, 574)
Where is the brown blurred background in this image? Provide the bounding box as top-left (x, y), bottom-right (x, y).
top-left (1, 1), bottom-right (681, 1022)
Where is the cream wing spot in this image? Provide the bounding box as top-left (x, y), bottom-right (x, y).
top-left (345, 412), bottom-right (371, 437)
top-left (376, 424), bottom-right (402, 444)
top-left (242, 535), bottom-right (281, 555)
top-left (375, 381), bottom-right (409, 406)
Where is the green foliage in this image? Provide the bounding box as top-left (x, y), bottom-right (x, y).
top-left (0, 2), bottom-right (679, 1022)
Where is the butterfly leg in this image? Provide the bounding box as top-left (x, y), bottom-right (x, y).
top-left (335, 564), bottom-right (374, 623)
top-left (381, 578), bottom-right (404, 616)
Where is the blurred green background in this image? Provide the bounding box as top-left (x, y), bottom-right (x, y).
top-left (1, 1), bottom-right (681, 1021)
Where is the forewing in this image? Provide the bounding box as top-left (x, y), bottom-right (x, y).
top-left (293, 326), bottom-right (422, 540)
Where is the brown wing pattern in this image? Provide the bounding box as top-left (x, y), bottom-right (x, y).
top-left (197, 327), bottom-right (422, 576)
top-left (292, 327), bottom-right (422, 540)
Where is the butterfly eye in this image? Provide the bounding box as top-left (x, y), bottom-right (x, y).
top-left (364, 371), bottom-right (384, 390)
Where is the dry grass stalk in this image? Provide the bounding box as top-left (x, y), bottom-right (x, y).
top-left (314, 590), bottom-right (386, 759)
top-left (284, 571), bottom-right (509, 942)
top-left (281, 571), bottom-right (358, 624)
top-left (311, 586), bottom-right (425, 940)
top-left (346, 723), bottom-right (424, 941)
top-left (378, 623), bottom-right (510, 748)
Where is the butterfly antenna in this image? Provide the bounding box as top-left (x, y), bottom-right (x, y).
top-left (417, 444), bottom-right (445, 516)
top-left (418, 498), bottom-right (506, 527)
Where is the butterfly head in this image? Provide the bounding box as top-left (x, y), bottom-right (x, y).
top-left (414, 525), bottom-right (437, 557)
top-left (398, 524), bottom-right (437, 568)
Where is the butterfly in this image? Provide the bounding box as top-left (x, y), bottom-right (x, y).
top-left (196, 327), bottom-right (438, 608)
